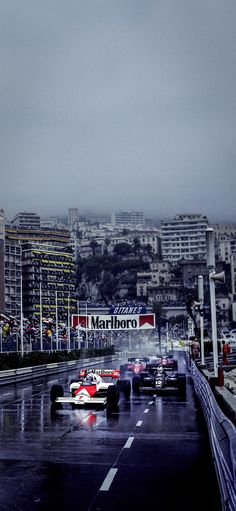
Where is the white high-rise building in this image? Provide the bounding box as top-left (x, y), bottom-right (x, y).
top-left (12, 211), bottom-right (40, 228)
top-left (161, 214), bottom-right (209, 262)
top-left (112, 210), bottom-right (145, 226)
top-left (68, 208), bottom-right (78, 229)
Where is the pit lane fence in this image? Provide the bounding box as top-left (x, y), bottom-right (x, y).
top-left (191, 361), bottom-right (236, 511)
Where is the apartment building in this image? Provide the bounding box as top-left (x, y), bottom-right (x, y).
top-left (0, 214), bottom-right (75, 319)
top-left (22, 242), bottom-right (76, 321)
top-left (213, 223), bottom-right (236, 264)
top-left (112, 210), bottom-right (145, 226)
top-left (68, 208), bottom-right (78, 230)
top-left (4, 242), bottom-right (22, 318)
top-left (11, 211), bottom-right (40, 228)
top-left (161, 214), bottom-right (209, 262)
top-left (136, 261), bottom-right (172, 298)
top-left (0, 209), bottom-right (5, 311)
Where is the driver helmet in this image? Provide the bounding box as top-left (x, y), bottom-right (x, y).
top-left (84, 375), bottom-right (93, 383)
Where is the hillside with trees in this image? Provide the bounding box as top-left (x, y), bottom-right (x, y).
top-left (76, 241), bottom-right (152, 303)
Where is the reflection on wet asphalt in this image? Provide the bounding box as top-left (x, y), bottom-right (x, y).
top-left (0, 352), bottom-right (222, 511)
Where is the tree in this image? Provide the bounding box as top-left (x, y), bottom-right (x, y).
top-left (144, 243), bottom-right (154, 257)
top-left (90, 240), bottom-right (99, 257)
top-left (114, 242), bottom-right (132, 256)
top-left (99, 272), bottom-right (117, 303)
top-left (103, 238), bottom-right (110, 255)
top-left (132, 237), bottom-right (141, 255)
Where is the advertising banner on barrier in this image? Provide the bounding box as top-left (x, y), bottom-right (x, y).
top-left (72, 314), bottom-right (155, 330)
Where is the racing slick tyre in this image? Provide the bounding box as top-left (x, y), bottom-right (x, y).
top-left (139, 371), bottom-right (149, 382)
top-left (132, 375), bottom-right (140, 393)
top-left (50, 384), bottom-right (64, 404)
top-left (177, 374), bottom-right (186, 398)
top-left (118, 379), bottom-right (131, 398)
top-left (120, 364), bottom-right (126, 376)
top-left (107, 385), bottom-right (120, 409)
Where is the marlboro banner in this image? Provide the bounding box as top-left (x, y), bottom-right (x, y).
top-left (72, 314), bottom-right (155, 331)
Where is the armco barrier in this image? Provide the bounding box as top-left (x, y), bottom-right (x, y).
top-left (191, 361), bottom-right (236, 511)
top-left (0, 355), bottom-right (120, 386)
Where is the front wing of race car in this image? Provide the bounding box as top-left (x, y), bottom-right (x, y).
top-left (50, 380), bottom-right (124, 408)
top-left (54, 395), bottom-right (107, 406)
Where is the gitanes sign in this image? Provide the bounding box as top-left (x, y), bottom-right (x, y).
top-left (109, 305), bottom-right (146, 315)
top-left (72, 314), bottom-right (155, 330)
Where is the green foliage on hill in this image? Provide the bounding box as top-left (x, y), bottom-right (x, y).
top-left (77, 251), bottom-right (150, 301)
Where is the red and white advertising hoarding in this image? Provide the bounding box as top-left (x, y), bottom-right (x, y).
top-left (72, 314), bottom-right (155, 331)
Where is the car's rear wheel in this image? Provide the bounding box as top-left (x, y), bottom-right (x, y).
top-left (132, 375), bottom-right (140, 393)
top-left (120, 364), bottom-right (126, 376)
top-left (50, 384), bottom-right (64, 404)
top-left (107, 385), bottom-right (120, 409)
top-left (177, 374), bottom-right (186, 397)
top-left (118, 379), bottom-right (131, 398)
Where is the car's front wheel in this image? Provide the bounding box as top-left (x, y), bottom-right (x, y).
top-left (50, 384), bottom-right (64, 404)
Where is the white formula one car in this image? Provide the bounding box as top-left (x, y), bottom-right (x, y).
top-left (50, 368), bottom-right (131, 409)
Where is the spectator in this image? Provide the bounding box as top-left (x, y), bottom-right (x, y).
top-left (222, 340), bottom-right (230, 365)
top-left (191, 338), bottom-right (200, 360)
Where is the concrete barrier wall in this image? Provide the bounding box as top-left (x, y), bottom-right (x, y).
top-left (191, 360), bottom-right (236, 511)
top-left (0, 355), bottom-right (120, 386)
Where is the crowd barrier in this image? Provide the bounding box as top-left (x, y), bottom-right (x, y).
top-left (0, 354), bottom-right (119, 386)
top-left (191, 361), bottom-right (236, 511)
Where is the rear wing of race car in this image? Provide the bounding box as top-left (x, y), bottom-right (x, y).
top-left (79, 368), bottom-right (120, 379)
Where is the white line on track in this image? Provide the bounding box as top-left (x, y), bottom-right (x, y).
top-left (99, 468), bottom-right (118, 491)
top-left (149, 400), bottom-right (154, 404)
top-left (3, 392), bottom-right (11, 396)
top-left (136, 420), bottom-right (143, 427)
top-left (124, 436), bottom-right (134, 449)
top-left (144, 408), bottom-right (149, 414)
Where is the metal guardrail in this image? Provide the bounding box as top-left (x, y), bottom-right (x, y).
top-left (0, 355), bottom-right (119, 386)
top-left (191, 361), bottom-right (236, 511)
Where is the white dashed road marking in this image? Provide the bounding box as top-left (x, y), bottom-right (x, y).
top-left (144, 408), bottom-right (149, 414)
top-left (3, 393), bottom-right (11, 396)
top-left (99, 468), bottom-right (118, 491)
top-left (136, 420), bottom-right (143, 427)
top-left (124, 436), bottom-right (134, 449)
top-left (149, 401), bottom-right (154, 404)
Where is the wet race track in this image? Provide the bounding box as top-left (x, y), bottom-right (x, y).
top-left (0, 352), bottom-right (222, 511)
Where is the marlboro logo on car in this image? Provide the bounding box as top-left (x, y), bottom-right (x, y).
top-left (72, 314), bottom-right (155, 330)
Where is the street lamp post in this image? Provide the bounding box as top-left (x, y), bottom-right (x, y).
top-left (20, 274), bottom-right (24, 357)
top-left (55, 290), bottom-right (59, 351)
top-left (85, 302), bottom-right (88, 349)
top-left (67, 293), bottom-right (71, 352)
top-left (206, 228), bottom-right (218, 377)
top-left (198, 275), bottom-right (205, 366)
top-left (39, 281), bottom-right (43, 352)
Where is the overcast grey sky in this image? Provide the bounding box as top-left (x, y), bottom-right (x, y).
top-left (0, 0), bottom-right (236, 223)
